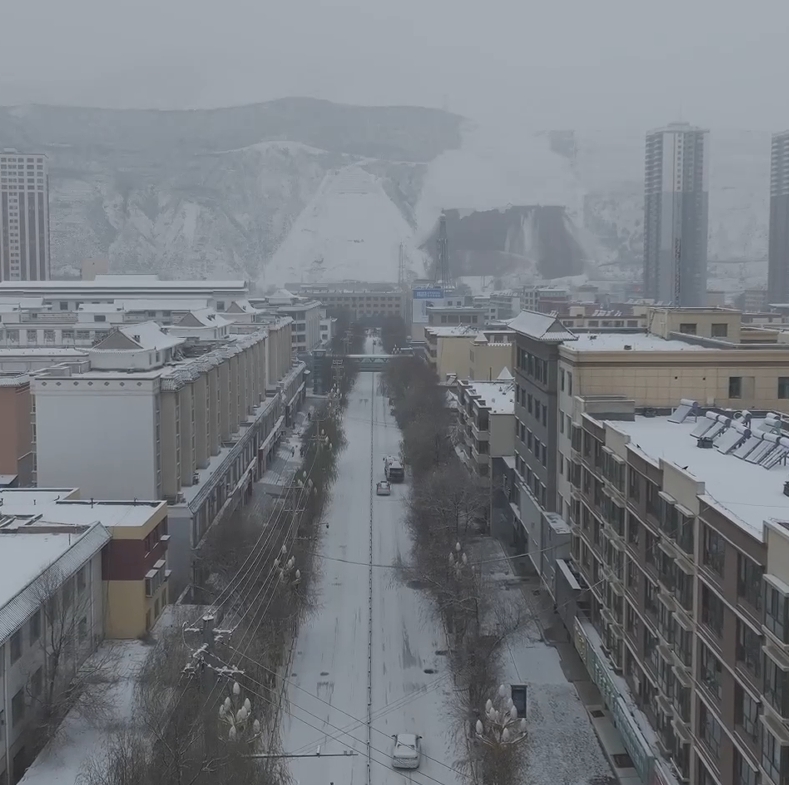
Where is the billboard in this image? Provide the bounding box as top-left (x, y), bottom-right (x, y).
top-left (412, 288), bottom-right (444, 324)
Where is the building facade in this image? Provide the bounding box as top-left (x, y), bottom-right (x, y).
top-left (644, 124), bottom-right (709, 306)
top-left (0, 151), bottom-right (50, 283)
top-left (0, 373), bottom-right (34, 486)
top-left (768, 131), bottom-right (789, 305)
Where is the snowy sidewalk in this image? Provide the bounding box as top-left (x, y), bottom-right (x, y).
top-left (469, 536), bottom-right (616, 785)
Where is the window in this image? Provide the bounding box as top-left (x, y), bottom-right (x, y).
top-left (534, 400), bottom-right (541, 419)
top-left (11, 688), bottom-right (24, 726)
top-left (29, 609), bottom-right (41, 644)
top-left (699, 642), bottom-right (722, 699)
top-left (734, 683), bottom-right (759, 741)
top-left (764, 655), bottom-right (789, 717)
top-left (779, 377), bottom-right (789, 400)
top-left (26, 329), bottom-right (37, 342)
top-left (765, 584), bottom-right (789, 644)
top-left (567, 372), bottom-right (572, 396)
top-left (762, 726), bottom-right (788, 785)
top-left (737, 553), bottom-right (762, 611)
top-left (734, 748), bottom-right (758, 785)
top-left (77, 566), bottom-right (86, 593)
top-left (78, 616), bottom-right (88, 642)
top-left (30, 667), bottom-right (43, 699)
top-left (560, 368), bottom-right (565, 391)
top-left (527, 394), bottom-right (533, 414)
top-left (729, 376), bottom-right (743, 399)
top-left (679, 322), bottom-right (697, 335)
top-left (701, 584), bottom-right (724, 638)
top-left (645, 530), bottom-right (656, 568)
top-left (627, 514), bottom-right (640, 546)
top-left (698, 702), bottom-right (721, 758)
top-left (628, 467), bottom-right (640, 501)
top-left (711, 323), bottom-right (728, 338)
top-left (702, 526), bottom-right (725, 577)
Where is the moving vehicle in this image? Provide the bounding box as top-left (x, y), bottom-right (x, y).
top-left (383, 456), bottom-right (404, 482)
top-left (391, 733), bottom-right (421, 769)
top-left (376, 480), bottom-right (391, 496)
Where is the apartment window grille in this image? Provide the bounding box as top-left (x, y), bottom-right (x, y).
top-left (765, 583), bottom-right (789, 644)
top-left (701, 584), bottom-right (724, 638)
top-left (702, 526), bottom-right (725, 577)
top-left (698, 702), bottom-right (722, 758)
top-left (699, 643), bottom-right (723, 699)
top-left (737, 554), bottom-right (763, 611)
top-left (734, 684), bottom-right (759, 742)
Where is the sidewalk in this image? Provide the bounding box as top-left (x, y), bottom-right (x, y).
top-left (469, 535), bottom-right (631, 785)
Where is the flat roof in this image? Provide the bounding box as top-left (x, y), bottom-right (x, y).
top-left (425, 325), bottom-right (479, 337)
top-left (0, 522), bottom-right (108, 609)
top-left (0, 490), bottom-right (163, 528)
top-left (0, 276), bottom-right (246, 292)
top-left (567, 333), bottom-right (709, 352)
top-left (606, 416), bottom-right (789, 537)
top-left (464, 380), bottom-right (514, 414)
top-left (0, 348), bottom-right (87, 357)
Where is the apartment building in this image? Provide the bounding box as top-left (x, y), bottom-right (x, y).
top-left (0, 374), bottom-right (34, 486)
top-left (564, 398), bottom-right (789, 785)
top-left (456, 371), bottom-right (515, 483)
top-left (0, 150), bottom-right (50, 283)
top-left (254, 293), bottom-right (322, 354)
top-left (768, 131), bottom-right (789, 304)
top-left (286, 283), bottom-right (406, 322)
top-left (0, 513), bottom-right (110, 783)
top-left (425, 325), bottom-right (515, 381)
top-left (31, 320), bottom-right (305, 597)
top-left (0, 275), bottom-right (247, 309)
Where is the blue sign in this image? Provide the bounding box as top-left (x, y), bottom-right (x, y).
top-left (413, 288), bottom-right (443, 300)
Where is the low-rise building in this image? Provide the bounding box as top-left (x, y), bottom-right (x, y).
top-left (0, 373), bottom-right (34, 486)
top-left (287, 283), bottom-right (406, 322)
top-left (425, 325), bottom-right (515, 381)
top-left (0, 510), bottom-right (111, 783)
top-left (563, 399), bottom-right (789, 785)
top-left (456, 370), bottom-right (515, 483)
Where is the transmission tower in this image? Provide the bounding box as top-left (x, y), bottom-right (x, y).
top-left (436, 211), bottom-right (451, 287)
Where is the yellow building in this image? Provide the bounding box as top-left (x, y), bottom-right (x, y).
top-left (425, 326), bottom-right (515, 381)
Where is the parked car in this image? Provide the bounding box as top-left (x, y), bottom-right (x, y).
top-left (383, 456), bottom-right (404, 482)
top-left (376, 480), bottom-right (391, 496)
top-left (391, 733), bottom-right (421, 769)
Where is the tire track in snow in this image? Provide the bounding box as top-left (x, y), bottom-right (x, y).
top-left (367, 370), bottom-right (375, 785)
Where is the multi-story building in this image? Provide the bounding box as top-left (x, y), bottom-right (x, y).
top-left (0, 373), bottom-right (34, 486)
top-left (456, 371), bottom-right (514, 483)
top-left (644, 123), bottom-right (709, 306)
top-left (285, 283), bottom-right (406, 322)
top-left (255, 292), bottom-right (322, 354)
top-left (0, 150), bottom-right (50, 282)
top-left (564, 398), bottom-right (789, 785)
top-left (424, 325), bottom-right (514, 381)
top-left (768, 131), bottom-right (789, 305)
top-left (0, 512), bottom-right (110, 782)
top-left (0, 275), bottom-right (247, 310)
top-left (31, 320), bottom-right (305, 597)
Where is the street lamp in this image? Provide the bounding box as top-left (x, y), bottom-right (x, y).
top-left (474, 685), bottom-right (527, 748)
top-left (448, 542), bottom-right (468, 577)
top-left (273, 545), bottom-right (301, 587)
top-left (219, 681), bottom-right (262, 743)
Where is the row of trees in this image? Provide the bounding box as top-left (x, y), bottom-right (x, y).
top-left (81, 397), bottom-right (349, 784)
top-left (381, 356), bottom-right (525, 785)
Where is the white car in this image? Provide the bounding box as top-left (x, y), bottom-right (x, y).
top-left (376, 480), bottom-right (391, 496)
top-left (391, 733), bottom-right (421, 769)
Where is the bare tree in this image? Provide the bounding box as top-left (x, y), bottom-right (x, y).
top-left (25, 566), bottom-right (119, 754)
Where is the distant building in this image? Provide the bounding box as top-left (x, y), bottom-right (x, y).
top-left (80, 258), bottom-right (108, 281)
top-left (643, 124), bottom-right (709, 306)
top-left (768, 130), bottom-right (789, 304)
top-left (0, 150), bottom-right (50, 282)
top-left (0, 372), bottom-right (34, 485)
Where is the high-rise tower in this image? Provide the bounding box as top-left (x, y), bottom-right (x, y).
top-left (768, 131), bottom-right (789, 304)
top-left (643, 123), bottom-right (709, 306)
top-left (0, 149), bottom-right (51, 281)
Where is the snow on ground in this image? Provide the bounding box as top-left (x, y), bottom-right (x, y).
top-left (281, 343), bottom-right (461, 785)
top-left (471, 537), bottom-right (614, 785)
top-left (262, 164), bottom-right (418, 288)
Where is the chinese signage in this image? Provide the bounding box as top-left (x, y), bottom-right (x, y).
top-left (412, 288), bottom-right (444, 324)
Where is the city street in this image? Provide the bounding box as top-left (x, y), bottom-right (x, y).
top-left (281, 347), bottom-right (461, 785)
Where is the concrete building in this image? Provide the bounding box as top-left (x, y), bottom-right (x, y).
top-left (456, 371), bottom-right (515, 483)
top-left (80, 258), bottom-right (108, 281)
top-left (286, 283), bottom-right (406, 322)
top-left (31, 320), bottom-right (305, 598)
top-left (0, 349), bottom-right (88, 374)
top-left (768, 131), bottom-right (789, 305)
top-left (255, 293), bottom-right (322, 354)
top-left (0, 511), bottom-right (110, 783)
top-left (644, 123), bottom-right (710, 306)
top-left (564, 399), bottom-right (789, 785)
top-left (0, 275), bottom-right (247, 310)
top-left (424, 325), bottom-right (515, 382)
top-left (0, 373), bottom-right (34, 486)
top-left (0, 151), bottom-right (50, 283)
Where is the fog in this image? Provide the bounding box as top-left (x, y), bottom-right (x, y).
top-left (1, 0), bottom-right (787, 128)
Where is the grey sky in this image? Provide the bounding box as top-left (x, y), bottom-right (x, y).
top-left (1, 0), bottom-right (787, 129)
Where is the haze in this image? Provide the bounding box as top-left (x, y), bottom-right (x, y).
top-left (1, 0), bottom-right (787, 129)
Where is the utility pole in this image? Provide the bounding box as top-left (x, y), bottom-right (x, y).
top-left (436, 211), bottom-right (451, 287)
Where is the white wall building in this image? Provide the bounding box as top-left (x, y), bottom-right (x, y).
top-left (0, 516), bottom-right (109, 782)
top-left (32, 318), bottom-right (305, 598)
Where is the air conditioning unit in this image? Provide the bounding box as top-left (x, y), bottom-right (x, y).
top-left (697, 436), bottom-right (715, 449)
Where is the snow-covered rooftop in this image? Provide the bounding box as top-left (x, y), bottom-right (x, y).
top-left (0, 490), bottom-right (164, 528)
top-left (464, 377), bottom-right (515, 414)
top-left (508, 310), bottom-right (577, 342)
top-left (568, 332), bottom-right (710, 352)
top-left (179, 308), bottom-right (232, 328)
top-left (425, 325), bottom-right (479, 337)
top-left (606, 415), bottom-right (789, 537)
top-left (118, 298), bottom-right (209, 312)
top-left (77, 302), bottom-right (124, 313)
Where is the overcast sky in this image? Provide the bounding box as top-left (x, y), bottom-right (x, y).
top-left (1, 0), bottom-right (787, 129)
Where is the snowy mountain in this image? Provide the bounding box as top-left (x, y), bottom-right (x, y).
top-left (0, 102), bottom-right (773, 287)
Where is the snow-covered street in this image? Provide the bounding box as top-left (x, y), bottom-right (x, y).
top-left (281, 359), bottom-right (461, 785)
